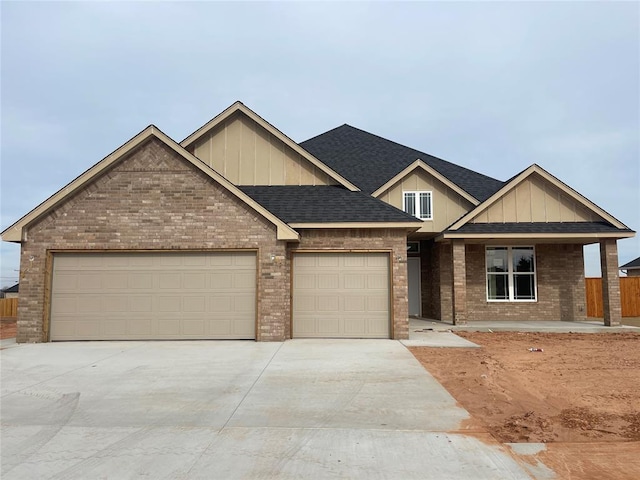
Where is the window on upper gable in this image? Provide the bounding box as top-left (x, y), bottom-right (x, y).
top-left (403, 191), bottom-right (432, 220)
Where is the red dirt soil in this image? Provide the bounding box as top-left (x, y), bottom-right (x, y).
top-left (409, 332), bottom-right (640, 479)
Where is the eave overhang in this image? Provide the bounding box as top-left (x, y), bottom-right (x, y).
top-left (371, 159), bottom-right (480, 205)
top-left (289, 222), bottom-right (422, 231)
top-left (1, 126), bottom-right (300, 243)
top-left (438, 231), bottom-right (635, 241)
top-left (448, 164), bottom-right (632, 232)
top-left (180, 101), bottom-right (360, 192)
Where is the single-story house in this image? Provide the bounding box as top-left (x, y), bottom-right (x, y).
top-left (1, 283), bottom-right (19, 299)
top-left (1, 102), bottom-right (634, 343)
top-left (620, 257), bottom-right (640, 277)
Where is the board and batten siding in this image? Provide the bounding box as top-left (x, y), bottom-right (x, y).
top-left (190, 112), bottom-right (336, 186)
top-left (470, 173), bottom-right (600, 224)
top-left (377, 169), bottom-right (475, 232)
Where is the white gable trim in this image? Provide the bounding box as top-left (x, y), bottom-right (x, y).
top-left (180, 101), bottom-right (359, 192)
top-left (371, 159), bottom-right (479, 205)
top-left (448, 164), bottom-right (630, 231)
top-left (1, 126), bottom-right (299, 242)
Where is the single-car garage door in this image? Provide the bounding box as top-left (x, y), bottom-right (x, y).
top-left (50, 252), bottom-right (256, 341)
top-left (293, 253), bottom-right (390, 338)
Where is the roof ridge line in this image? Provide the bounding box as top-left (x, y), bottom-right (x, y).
top-left (299, 123), bottom-right (350, 144)
top-left (302, 124), bottom-right (504, 186)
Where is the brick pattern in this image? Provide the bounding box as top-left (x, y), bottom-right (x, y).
top-left (17, 138), bottom-right (288, 342)
top-left (16, 138), bottom-right (410, 342)
top-left (438, 243), bottom-right (453, 322)
top-left (600, 239), bottom-right (622, 326)
top-left (418, 241), bottom-right (451, 321)
top-left (418, 240), bottom-right (435, 319)
top-left (291, 229), bottom-right (410, 339)
top-left (451, 239), bottom-right (466, 324)
top-left (464, 243), bottom-right (586, 321)
top-left (16, 134), bottom-right (598, 339)
top-left (416, 242), bottom-right (587, 322)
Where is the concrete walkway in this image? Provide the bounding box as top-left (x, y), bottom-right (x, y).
top-left (1, 340), bottom-right (534, 479)
top-left (402, 326), bottom-right (480, 348)
top-left (410, 317), bottom-right (640, 333)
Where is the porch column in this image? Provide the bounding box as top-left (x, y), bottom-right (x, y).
top-left (451, 239), bottom-right (466, 325)
top-left (438, 243), bottom-right (453, 322)
top-left (599, 239), bottom-right (622, 326)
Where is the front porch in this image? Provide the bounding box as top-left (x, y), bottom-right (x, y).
top-left (407, 316), bottom-right (640, 334)
top-left (407, 238), bottom-right (626, 327)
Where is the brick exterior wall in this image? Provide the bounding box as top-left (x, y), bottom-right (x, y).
top-left (16, 138), bottom-right (410, 342)
top-left (465, 243), bottom-right (586, 321)
top-left (451, 239), bottom-right (467, 324)
top-left (419, 241), bottom-right (452, 321)
top-left (438, 243), bottom-right (454, 322)
top-left (15, 134), bottom-right (597, 339)
top-left (17, 138), bottom-right (289, 342)
top-left (600, 239), bottom-right (622, 326)
top-left (417, 242), bottom-right (587, 322)
top-left (291, 228), bottom-right (410, 340)
top-left (419, 240), bottom-right (436, 319)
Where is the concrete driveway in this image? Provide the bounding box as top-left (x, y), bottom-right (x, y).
top-left (1, 340), bottom-right (533, 479)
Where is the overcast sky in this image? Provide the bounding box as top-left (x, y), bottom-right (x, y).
top-left (1, 1), bottom-right (638, 288)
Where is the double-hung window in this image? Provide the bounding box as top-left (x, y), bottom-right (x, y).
top-left (403, 191), bottom-right (432, 220)
top-left (486, 246), bottom-right (536, 301)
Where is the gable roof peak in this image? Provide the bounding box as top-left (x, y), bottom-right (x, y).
top-left (1, 123), bottom-right (300, 242)
top-left (179, 102), bottom-right (359, 191)
top-left (447, 162), bottom-right (632, 231)
top-left (300, 123), bottom-right (354, 144)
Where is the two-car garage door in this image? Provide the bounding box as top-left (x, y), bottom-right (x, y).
top-left (50, 252), bottom-right (256, 341)
top-left (292, 253), bottom-right (390, 338)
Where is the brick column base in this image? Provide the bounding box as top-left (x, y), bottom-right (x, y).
top-left (451, 239), bottom-right (467, 325)
top-left (600, 239), bottom-right (622, 326)
top-left (439, 242), bottom-right (453, 322)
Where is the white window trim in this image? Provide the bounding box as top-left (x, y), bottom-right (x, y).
top-left (403, 191), bottom-right (433, 220)
top-left (485, 246), bottom-right (537, 302)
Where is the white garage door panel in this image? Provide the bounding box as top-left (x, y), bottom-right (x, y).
top-left (293, 253), bottom-right (390, 338)
top-left (50, 252), bottom-right (256, 341)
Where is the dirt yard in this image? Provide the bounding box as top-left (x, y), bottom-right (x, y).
top-left (410, 331), bottom-right (640, 479)
top-left (0, 317), bottom-right (17, 339)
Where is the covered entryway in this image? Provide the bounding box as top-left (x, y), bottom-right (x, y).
top-left (292, 253), bottom-right (390, 338)
top-left (50, 252), bottom-right (256, 340)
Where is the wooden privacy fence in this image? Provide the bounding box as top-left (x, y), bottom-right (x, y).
top-left (586, 277), bottom-right (640, 318)
top-left (0, 298), bottom-right (18, 318)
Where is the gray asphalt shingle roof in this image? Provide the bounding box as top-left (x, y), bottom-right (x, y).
top-left (239, 186), bottom-right (422, 224)
top-left (2, 283), bottom-right (18, 293)
top-left (300, 124), bottom-right (504, 201)
top-left (620, 256), bottom-right (640, 269)
top-left (447, 222), bottom-right (633, 235)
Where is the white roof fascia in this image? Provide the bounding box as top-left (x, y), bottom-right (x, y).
top-left (371, 159), bottom-right (479, 205)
